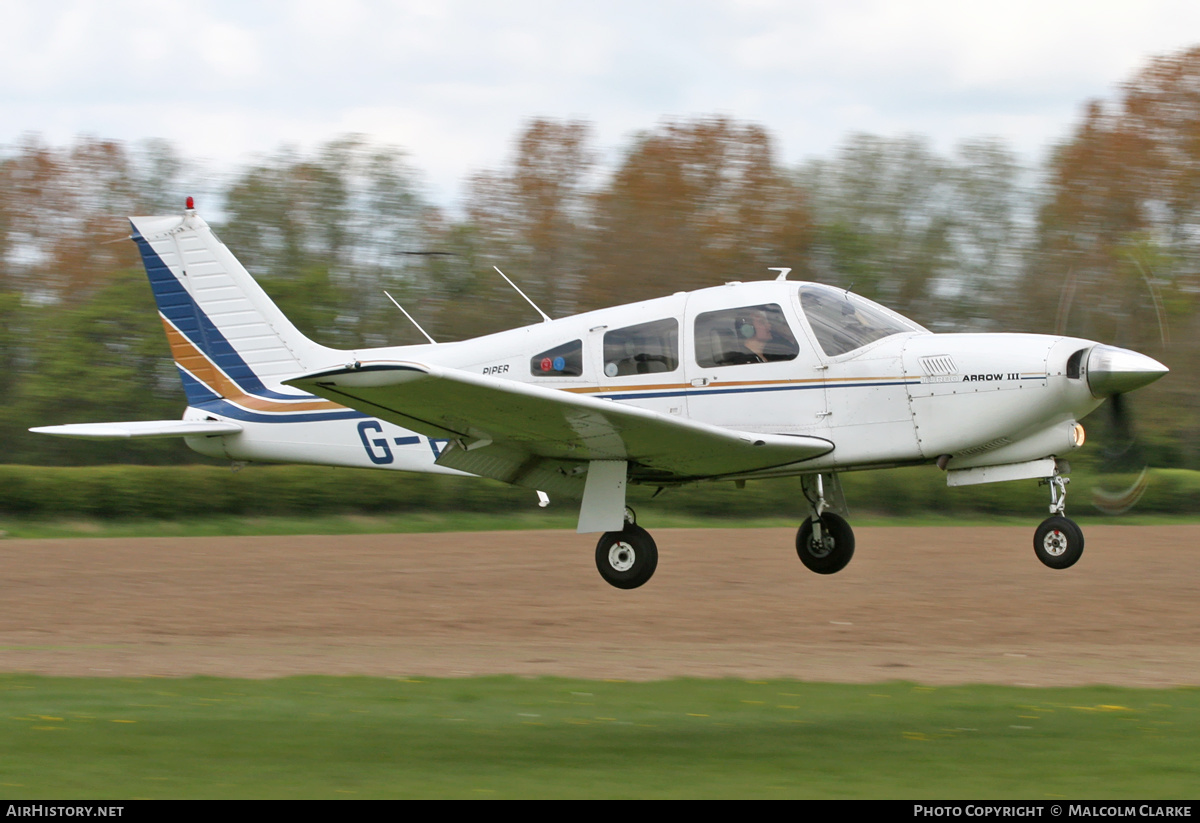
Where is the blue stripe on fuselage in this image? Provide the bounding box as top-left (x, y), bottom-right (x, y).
top-left (191, 397), bottom-right (368, 424)
top-left (596, 379), bottom-right (918, 402)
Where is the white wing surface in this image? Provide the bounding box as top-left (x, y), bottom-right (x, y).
top-left (285, 361), bottom-right (832, 494)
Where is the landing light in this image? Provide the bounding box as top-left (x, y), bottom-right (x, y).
top-left (1073, 423), bottom-right (1086, 447)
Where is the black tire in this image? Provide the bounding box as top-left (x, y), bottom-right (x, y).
top-left (595, 525), bottom-right (658, 589)
top-left (1033, 516), bottom-right (1085, 569)
top-left (795, 512), bottom-right (855, 574)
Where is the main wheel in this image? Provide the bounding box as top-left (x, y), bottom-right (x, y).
top-left (595, 525), bottom-right (658, 589)
top-left (1033, 516), bottom-right (1084, 569)
top-left (795, 512), bottom-right (855, 574)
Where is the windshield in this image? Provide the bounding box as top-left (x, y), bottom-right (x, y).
top-left (799, 285), bottom-right (926, 357)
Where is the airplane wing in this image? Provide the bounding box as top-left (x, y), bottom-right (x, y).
top-left (29, 420), bottom-right (243, 440)
top-left (285, 361), bottom-right (832, 494)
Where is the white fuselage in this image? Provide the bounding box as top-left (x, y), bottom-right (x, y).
top-left (183, 280), bottom-right (1105, 484)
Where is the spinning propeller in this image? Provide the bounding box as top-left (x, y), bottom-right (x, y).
top-left (1084, 345), bottom-right (1167, 512)
top-left (1056, 268), bottom-right (1170, 514)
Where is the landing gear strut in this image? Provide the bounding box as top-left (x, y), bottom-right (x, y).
top-left (796, 474), bottom-right (855, 574)
top-left (595, 508), bottom-right (659, 589)
top-left (1034, 472), bottom-right (1084, 569)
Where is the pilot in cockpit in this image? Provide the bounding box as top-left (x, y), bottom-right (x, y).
top-left (726, 309), bottom-right (797, 364)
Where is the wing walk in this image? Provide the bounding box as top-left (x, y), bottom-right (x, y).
top-left (285, 361), bottom-right (834, 489)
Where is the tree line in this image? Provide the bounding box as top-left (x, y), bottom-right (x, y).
top-left (1, 48), bottom-right (1196, 468)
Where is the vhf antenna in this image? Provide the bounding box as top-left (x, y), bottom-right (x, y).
top-left (494, 266), bottom-right (551, 323)
top-left (383, 291), bottom-right (437, 344)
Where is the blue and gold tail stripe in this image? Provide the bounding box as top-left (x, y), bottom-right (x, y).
top-left (168, 324), bottom-right (365, 423)
top-left (132, 224), bottom-right (316, 403)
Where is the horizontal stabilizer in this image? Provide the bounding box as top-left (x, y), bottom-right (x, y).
top-left (30, 420), bottom-right (243, 440)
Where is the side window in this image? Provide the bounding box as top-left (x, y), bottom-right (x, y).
top-left (694, 303), bottom-right (799, 368)
top-left (603, 319), bottom-right (679, 378)
top-left (530, 340), bottom-right (583, 377)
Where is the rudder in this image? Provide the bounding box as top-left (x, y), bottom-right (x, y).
top-left (131, 206), bottom-right (337, 406)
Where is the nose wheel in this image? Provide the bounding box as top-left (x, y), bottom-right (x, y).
top-left (1034, 515), bottom-right (1084, 569)
top-left (1034, 473), bottom-right (1084, 569)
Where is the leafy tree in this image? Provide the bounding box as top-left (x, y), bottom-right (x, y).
top-left (4, 267), bottom-right (192, 465)
top-left (1031, 47), bottom-right (1200, 467)
top-left (463, 119), bottom-right (596, 324)
top-left (587, 116), bottom-right (814, 307)
top-left (0, 135), bottom-right (143, 303)
top-left (0, 137), bottom-right (196, 464)
top-left (799, 134), bottom-right (955, 324)
top-left (218, 136), bottom-right (436, 347)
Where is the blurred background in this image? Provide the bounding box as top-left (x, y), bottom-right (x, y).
top-left (0, 2), bottom-right (1194, 483)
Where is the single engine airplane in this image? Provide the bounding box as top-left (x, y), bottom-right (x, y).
top-left (32, 202), bottom-right (1169, 588)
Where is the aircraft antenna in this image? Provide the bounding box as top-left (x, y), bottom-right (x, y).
top-left (494, 266), bottom-right (552, 323)
top-left (769, 267), bottom-right (792, 281)
top-left (384, 291), bottom-right (437, 344)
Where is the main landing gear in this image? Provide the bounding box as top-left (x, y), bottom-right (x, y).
top-left (595, 508), bottom-right (659, 589)
top-left (1034, 473), bottom-right (1084, 569)
top-left (795, 474), bottom-right (855, 574)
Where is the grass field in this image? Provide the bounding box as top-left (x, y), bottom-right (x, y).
top-left (1, 675), bottom-right (1196, 799)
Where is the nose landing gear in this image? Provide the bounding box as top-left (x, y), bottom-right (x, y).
top-left (1034, 473), bottom-right (1084, 569)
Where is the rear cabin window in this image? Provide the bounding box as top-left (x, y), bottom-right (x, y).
top-left (603, 319), bottom-right (679, 377)
top-left (530, 340), bottom-right (583, 377)
top-left (694, 303), bottom-right (799, 367)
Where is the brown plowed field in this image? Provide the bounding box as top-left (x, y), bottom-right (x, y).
top-left (2, 526), bottom-right (1197, 686)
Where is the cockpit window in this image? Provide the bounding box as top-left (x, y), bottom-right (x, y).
top-left (603, 319), bottom-right (679, 377)
top-left (694, 303), bottom-right (799, 368)
top-left (799, 285), bottom-right (925, 357)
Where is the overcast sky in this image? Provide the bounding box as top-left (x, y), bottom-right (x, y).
top-left (4, 0), bottom-right (1200, 209)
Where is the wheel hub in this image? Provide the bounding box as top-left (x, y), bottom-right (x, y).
top-left (1042, 529), bottom-right (1068, 557)
top-left (807, 536), bottom-right (834, 559)
top-left (607, 542), bottom-right (636, 572)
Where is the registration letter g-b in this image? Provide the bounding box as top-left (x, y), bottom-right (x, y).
top-left (357, 420), bottom-right (394, 464)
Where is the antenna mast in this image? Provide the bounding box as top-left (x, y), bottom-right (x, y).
top-left (494, 266), bottom-right (551, 323)
top-left (384, 291), bottom-right (437, 344)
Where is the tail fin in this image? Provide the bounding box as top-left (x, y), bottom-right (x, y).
top-left (131, 207), bottom-right (339, 409)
